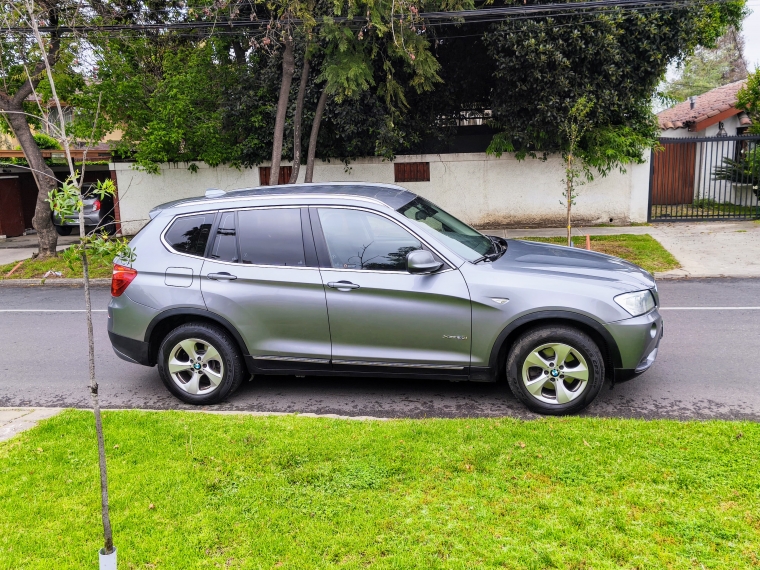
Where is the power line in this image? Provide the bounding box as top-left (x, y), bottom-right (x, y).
top-left (0, 0), bottom-right (734, 35)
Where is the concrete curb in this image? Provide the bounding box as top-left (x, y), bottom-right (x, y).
top-left (0, 407), bottom-right (388, 429)
top-left (0, 408), bottom-right (63, 442)
top-left (0, 278), bottom-right (111, 287)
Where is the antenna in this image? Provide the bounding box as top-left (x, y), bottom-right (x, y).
top-left (205, 188), bottom-right (226, 198)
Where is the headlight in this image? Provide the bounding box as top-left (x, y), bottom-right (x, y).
top-left (614, 290), bottom-right (655, 317)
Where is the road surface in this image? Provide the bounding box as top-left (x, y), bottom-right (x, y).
top-left (1, 279), bottom-right (758, 419)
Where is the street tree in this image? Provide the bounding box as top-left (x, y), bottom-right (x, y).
top-left (0, 0), bottom-right (80, 257)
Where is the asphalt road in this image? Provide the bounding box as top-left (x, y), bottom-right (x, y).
top-left (1, 279), bottom-right (759, 420)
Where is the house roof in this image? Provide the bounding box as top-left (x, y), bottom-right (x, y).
top-left (658, 80), bottom-right (748, 131)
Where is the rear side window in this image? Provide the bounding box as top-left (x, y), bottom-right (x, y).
top-left (237, 208), bottom-right (305, 266)
top-left (164, 214), bottom-right (214, 256)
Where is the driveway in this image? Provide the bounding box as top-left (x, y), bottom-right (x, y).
top-left (0, 279), bottom-right (758, 419)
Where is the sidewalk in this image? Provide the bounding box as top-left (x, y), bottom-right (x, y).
top-left (0, 234), bottom-right (79, 266)
top-left (0, 408), bottom-right (62, 442)
top-left (489, 220), bottom-right (760, 279)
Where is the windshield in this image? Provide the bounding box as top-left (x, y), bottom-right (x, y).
top-left (397, 197), bottom-right (494, 261)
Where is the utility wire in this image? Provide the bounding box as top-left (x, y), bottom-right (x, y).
top-left (0, 0), bottom-right (734, 34)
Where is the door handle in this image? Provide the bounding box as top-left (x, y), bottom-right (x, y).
top-left (327, 281), bottom-right (360, 291)
top-left (208, 272), bottom-right (237, 281)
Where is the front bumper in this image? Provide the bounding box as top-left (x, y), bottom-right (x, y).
top-left (605, 308), bottom-right (663, 382)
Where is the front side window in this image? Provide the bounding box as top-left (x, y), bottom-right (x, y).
top-left (397, 197), bottom-right (493, 261)
top-left (165, 214), bottom-right (214, 256)
top-left (237, 208), bottom-right (305, 266)
top-left (317, 208), bottom-right (422, 271)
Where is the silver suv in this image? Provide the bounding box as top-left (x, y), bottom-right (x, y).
top-left (108, 183), bottom-right (662, 415)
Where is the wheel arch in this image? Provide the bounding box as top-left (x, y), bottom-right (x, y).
top-left (144, 308), bottom-right (250, 366)
top-left (488, 311), bottom-right (622, 379)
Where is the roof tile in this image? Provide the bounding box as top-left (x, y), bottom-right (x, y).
top-left (658, 80), bottom-right (746, 130)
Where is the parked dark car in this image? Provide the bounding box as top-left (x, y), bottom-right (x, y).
top-left (52, 182), bottom-right (116, 236)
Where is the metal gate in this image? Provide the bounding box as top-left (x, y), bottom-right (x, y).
top-left (649, 135), bottom-right (760, 221)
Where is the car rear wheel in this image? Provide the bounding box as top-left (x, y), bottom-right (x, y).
top-left (157, 323), bottom-right (244, 405)
top-left (506, 325), bottom-right (605, 415)
top-left (55, 225), bottom-right (73, 236)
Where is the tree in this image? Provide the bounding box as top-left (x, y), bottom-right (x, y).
top-left (737, 67), bottom-right (760, 134)
top-left (484, 0), bottom-right (747, 172)
top-left (662, 26), bottom-right (748, 102)
top-left (0, 0), bottom-right (73, 258)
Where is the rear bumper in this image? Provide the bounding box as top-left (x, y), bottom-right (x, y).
top-left (55, 213), bottom-right (101, 226)
top-left (108, 330), bottom-right (152, 366)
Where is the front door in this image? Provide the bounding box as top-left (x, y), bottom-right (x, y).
top-left (312, 207), bottom-right (472, 374)
top-left (201, 207), bottom-right (332, 371)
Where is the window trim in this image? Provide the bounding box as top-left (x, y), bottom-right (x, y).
top-left (160, 210), bottom-right (218, 260)
top-left (309, 205), bottom-right (456, 274)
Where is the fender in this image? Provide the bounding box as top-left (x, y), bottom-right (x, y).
top-left (144, 307), bottom-right (251, 357)
top-left (487, 310), bottom-right (623, 370)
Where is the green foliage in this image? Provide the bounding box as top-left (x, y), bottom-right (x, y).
top-left (661, 27), bottom-right (748, 103)
top-left (713, 145), bottom-right (760, 196)
top-left (484, 1), bottom-right (747, 174)
top-left (737, 68), bottom-right (760, 134)
top-left (31, 132), bottom-right (62, 150)
top-left (48, 175), bottom-right (135, 265)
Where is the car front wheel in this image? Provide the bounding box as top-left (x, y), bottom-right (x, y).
top-left (506, 325), bottom-right (605, 415)
top-left (157, 323), bottom-right (244, 405)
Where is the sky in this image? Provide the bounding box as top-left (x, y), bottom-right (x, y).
top-left (746, 1), bottom-right (760, 70)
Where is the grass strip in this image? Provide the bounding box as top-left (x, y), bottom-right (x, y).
top-left (0, 254), bottom-right (113, 279)
top-left (516, 234), bottom-right (681, 273)
top-left (1, 410), bottom-right (758, 569)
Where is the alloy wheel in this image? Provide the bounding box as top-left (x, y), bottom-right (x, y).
top-left (521, 342), bottom-right (589, 405)
top-left (167, 338), bottom-right (224, 395)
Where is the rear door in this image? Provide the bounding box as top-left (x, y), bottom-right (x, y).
top-left (312, 206), bottom-right (472, 374)
top-left (200, 207), bottom-right (332, 370)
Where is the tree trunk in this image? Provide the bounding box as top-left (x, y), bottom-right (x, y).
top-left (304, 86), bottom-right (329, 183)
top-left (566, 153), bottom-right (573, 247)
top-left (289, 55), bottom-right (310, 184)
top-left (270, 34), bottom-right (295, 186)
top-left (4, 105), bottom-right (59, 257)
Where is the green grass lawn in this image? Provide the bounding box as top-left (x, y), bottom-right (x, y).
top-left (0, 253), bottom-right (113, 279)
top-left (1, 411), bottom-right (758, 569)
top-left (517, 234), bottom-right (680, 274)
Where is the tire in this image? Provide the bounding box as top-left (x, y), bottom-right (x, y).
top-left (506, 325), bottom-right (605, 415)
top-left (55, 225), bottom-right (73, 236)
top-left (157, 323), bottom-right (245, 405)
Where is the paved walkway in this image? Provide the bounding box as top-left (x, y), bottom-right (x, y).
top-left (489, 220), bottom-right (760, 278)
top-left (0, 408), bottom-right (62, 442)
top-left (0, 234), bottom-right (78, 266)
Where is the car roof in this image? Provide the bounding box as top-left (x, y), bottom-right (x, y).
top-left (149, 182), bottom-right (418, 217)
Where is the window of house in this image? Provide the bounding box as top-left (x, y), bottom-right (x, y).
top-left (317, 208), bottom-right (422, 271)
top-left (165, 214), bottom-right (214, 256)
top-left (237, 208), bottom-right (305, 266)
top-left (394, 162), bottom-right (430, 183)
top-left (209, 211), bottom-right (238, 262)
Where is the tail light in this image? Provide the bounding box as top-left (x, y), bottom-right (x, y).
top-left (93, 199), bottom-right (101, 211)
top-left (111, 264), bottom-right (137, 297)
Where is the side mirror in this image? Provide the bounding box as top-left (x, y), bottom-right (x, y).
top-left (407, 250), bottom-right (443, 274)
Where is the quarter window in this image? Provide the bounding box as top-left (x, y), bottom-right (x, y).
top-left (317, 208), bottom-right (422, 271)
top-left (237, 208), bottom-right (305, 266)
top-left (165, 214), bottom-right (214, 256)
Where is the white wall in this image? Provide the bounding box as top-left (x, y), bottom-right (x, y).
top-left (112, 153), bottom-right (651, 235)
